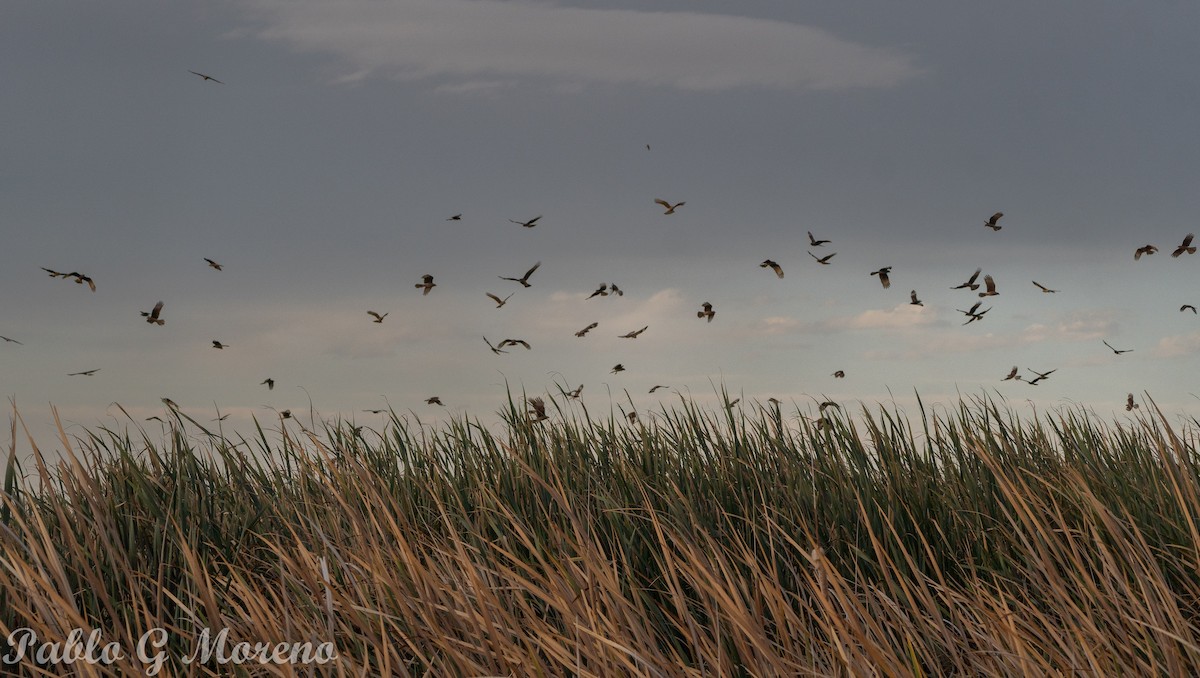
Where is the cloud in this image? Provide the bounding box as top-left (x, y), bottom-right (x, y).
top-left (246, 0), bottom-right (919, 91)
top-left (1155, 332), bottom-right (1200, 358)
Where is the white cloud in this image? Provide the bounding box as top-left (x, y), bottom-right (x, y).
top-left (247, 0), bottom-right (919, 91)
top-left (1155, 332), bottom-right (1200, 358)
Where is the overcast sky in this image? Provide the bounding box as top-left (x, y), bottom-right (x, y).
top-left (4, 1), bottom-right (1200, 450)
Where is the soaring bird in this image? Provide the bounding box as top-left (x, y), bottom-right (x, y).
top-left (1103, 340), bottom-right (1133, 355)
top-left (499, 261), bottom-right (541, 288)
top-left (575, 322), bottom-right (599, 337)
top-left (212, 340), bottom-right (228, 349)
top-left (808, 231), bottom-right (830, 247)
top-left (1002, 366), bottom-right (1021, 381)
top-left (587, 284), bottom-right (608, 299)
top-left (68, 369), bottom-right (100, 376)
top-left (141, 301), bottom-right (165, 325)
top-left (1032, 281), bottom-right (1057, 293)
top-left (44, 268), bottom-right (96, 291)
top-left (363, 409), bottom-right (386, 414)
top-left (832, 370), bottom-right (845, 379)
top-left (0, 336), bottom-right (22, 345)
top-left (204, 258), bottom-right (223, 270)
top-left (697, 302), bottom-right (715, 322)
top-left (367, 311), bottom-right (388, 323)
top-left (619, 326), bottom-right (648, 339)
top-left (1026, 368), bottom-right (1056, 385)
top-left (952, 268), bottom-right (982, 291)
top-left (189, 70), bottom-right (223, 84)
top-left (819, 401), bottom-right (840, 412)
top-left (910, 290), bottom-right (923, 306)
top-left (446, 213), bottom-right (462, 221)
top-left (415, 274), bottom-right (436, 295)
top-left (483, 336), bottom-right (508, 355)
top-left (1126, 393), bottom-right (1139, 411)
top-left (809, 251), bottom-right (836, 265)
top-left (760, 259), bottom-right (784, 278)
top-left (1182, 305), bottom-right (1197, 314)
top-left (1135, 245), bottom-right (1158, 260)
top-left (527, 397), bottom-right (549, 422)
top-left (649, 385), bottom-right (669, 393)
top-left (486, 292), bottom-right (513, 308)
top-left (261, 378), bottom-right (275, 390)
top-left (509, 215), bottom-right (542, 228)
top-left (498, 338), bottom-right (531, 350)
top-left (565, 385), bottom-right (584, 399)
top-left (611, 364), bottom-right (625, 374)
top-left (958, 301), bottom-right (990, 324)
top-left (610, 283), bottom-right (624, 296)
top-left (978, 275), bottom-right (999, 297)
top-left (870, 266), bottom-right (892, 289)
top-left (426, 397), bottom-right (444, 406)
top-left (1172, 233), bottom-right (1196, 257)
top-left (984, 212), bottom-right (1004, 231)
top-left (654, 199), bottom-right (685, 214)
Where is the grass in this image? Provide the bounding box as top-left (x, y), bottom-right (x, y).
top-left (1, 391), bottom-right (1199, 676)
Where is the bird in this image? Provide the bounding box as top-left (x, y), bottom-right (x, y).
top-left (280, 409), bottom-right (292, 419)
top-left (261, 378), bottom-right (275, 390)
top-left (1002, 366), bottom-right (1021, 381)
top-left (958, 301), bottom-right (991, 324)
top-left (1026, 368), bottom-right (1056, 385)
top-left (68, 369), bottom-right (100, 376)
top-left (649, 385), bottom-right (669, 393)
top-left (565, 385), bottom-right (583, 399)
top-left (43, 268), bottom-right (96, 291)
top-left (363, 409), bottom-right (386, 414)
top-left (1172, 234), bottom-right (1196, 257)
top-left (499, 261), bottom-right (541, 288)
top-left (870, 267), bottom-right (892, 289)
top-left (815, 417), bottom-right (832, 431)
top-left (446, 214), bottom-right (462, 221)
top-left (486, 293), bottom-right (513, 308)
top-left (611, 364), bottom-right (625, 374)
top-left (426, 397), bottom-right (444, 406)
top-left (609, 283), bottom-right (624, 296)
top-left (984, 212), bottom-right (1004, 231)
top-left (212, 340), bottom-right (228, 349)
top-left (367, 311), bottom-right (388, 323)
top-left (809, 251), bottom-right (836, 265)
top-left (587, 284), bottom-right (608, 299)
top-left (832, 370), bottom-right (845, 379)
top-left (509, 216), bottom-right (542, 228)
top-left (575, 322), bottom-right (599, 337)
top-left (141, 301), bottom-right (165, 325)
top-left (819, 401), bottom-right (840, 412)
top-left (760, 260), bottom-right (784, 278)
top-left (910, 291), bottom-right (923, 306)
top-left (189, 70), bottom-right (223, 84)
top-left (483, 336), bottom-right (508, 355)
top-left (627, 412), bottom-right (638, 423)
top-left (1103, 340), bottom-right (1133, 355)
top-left (213, 414), bottom-right (230, 422)
top-left (1032, 281), bottom-right (1057, 293)
top-left (527, 397), bottom-right (549, 422)
top-left (952, 269), bottom-right (982, 291)
top-left (978, 275), bottom-right (999, 297)
top-left (415, 274), bottom-right (436, 295)
top-left (1126, 394), bottom-right (1139, 411)
top-left (808, 231), bottom-right (830, 247)
top-left (498, 339), bottom-right (531, 350)
top-left (1135, 245), bottom-right (1158, 260)
top-left (204, 258), bottom-right (223, 271)
top-left (1182, 305), bottom-right (1197, 314)
top-left (0, 336), bottom-right (22, 345)
top-left (654, 199), bottom-right (685, 215)
top-left (697, 302), bottom-right (715, 322)
top-left (619, 326), bottom-right (648, 339)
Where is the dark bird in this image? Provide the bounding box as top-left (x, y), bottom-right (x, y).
top-left (588, 284), bottom-right (608, 299)
top-left (832, 370), bottom-right (845, 379)
top-left (1182, 305), bottom-right (1197, 314)
top-left (363, 409), bottom-right (386, 414)
top-left (619, 326), bottom-right (648, 339)
top-left (958, 301), bottom-right (991, 324)
top-left (446, 213), bottom-right (462, 221)
top-left (1126, 393), bottom-right (1139, 411)
top-left (649, 385), bottom-right (669, 393)
top-left (611, 364), bottom-right (625, 374)
top-left (565, 385), bottom-right (583, 399)
top-left (527, 397), bottom-right (548, 422)
top-left (261, 378), bottom-right (275, 390)
top-left (280, 409), bottom-right (292, 419)
top-left (760, 259), bottom-right (784, 278)
top-left (952, 268), bottom-right (982, 291)
top-left (367, 311), bottom-right (388, 323)
top-left (697, 302), bottom-right (715, 322)
top-left (1032, 281), bottom-right (1057, 293)
top-left (415, 274), bottom-right (436, 295)
top-left (910, 290), bottom-right (923, 306)
top-left (486, 292), bottom-right (513, 308)
top-left (654, 199), bottom-right (685, 215)
top-left (68, 369), bottom-right (100, 376)
top-left (978, 275), bottom-right (999, 297)
top-left (627, 412), bottom-right (638, 423)
top-left (819, 401), bottom-right (840, 412)
top-left (1135, 245), bottom-right (1158, 260)
top-left (509, 215), bottom-right (542, 228)
top-left (1172, 233), bottom-right (1196, 257)
top-left (212, 340), bottom-right (228, 349)
top-left (808, 231), bottom-right (830, 247)
top-left (483, 336), bottom-right (508, 355)
top-left (498, 338), bottom-right (531, 350)
top-left (189, 70), bottom-right (223, 84)
top-left (984, 212), bottom-right (1004, 231)
top-left (426, 397), bottom-right (444, 406)
top-left (44, 268), bottom-right (96, 291)
top-left (1026, 368), bottom-right (1056, 385)
top-left (1002, 366), bottom-right (1021, 381)
top-left (870, 266), bottom-right (892, 289)
top-left (575, 322), bottom-right (599, 337)
top-left (815, 417), bottom-right (832, 431)
top-left (610, 283), bottom-right (624, 296)
top-left (809, 251), bottom-right (836, 265)
top-left (0, 336), bottom-right (22, 345)
top-left (204, 258), bottom-right (223, 271)
top-left (141, 301), bottom-right (165, 325)
top-left (213, 414), bottom-right (230, 422)
top-left (1103, 340), bottom-right (1133, 355)
top-left (500, 261), bottom-right (541, 288)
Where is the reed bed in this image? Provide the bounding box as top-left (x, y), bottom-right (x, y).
top-left (1, 392), bottom-right (1198, 676)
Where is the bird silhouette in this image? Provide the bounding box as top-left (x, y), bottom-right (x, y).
top-left (819, 401), bottom-right (840, 412)
top-left (1172, 234), bottom-right (1196, 257)
top-left (697, 302), bottom-right (715, 322)
top-left (587, 284), bottom-right (608, 299)
top-left (212, 340), bottom-right (228, 349)
top-left (1103, 340), bottom-right (1133, 355)
top-left (261, 378), bottom-right (275, 390)
top-left (1026, 368), bottom-right (1056, 385)
top-left (0, 336), bottom-right (22, 345)
top-left (68, 369), bottom-right (100, 376)
top-left (565, 385), bottom-right (583, 399)
top-left (204, 258), bottom-right (223, 270)
top-left (486, 292), bottom-right (513, 308)
top-left (808, 231), bottom-right (830, 247)
top-left (984, 212), bottom-right (1003, 231)
top-left (952, 269), bottom-right (982, 291)
top-left (498, 338), bottom-right (531, 350)
top-left (809, 251), bottom-right (836, 265)
top-left (1135, 245), bottom-right (1158, 260)
top-left (832, 370), bottom-right (845, 379)
top-left (527, 397), bottom-right (549, 422)
top-left (1003, 366), bottom-right (1021, 381)
top-left (1032, 281), bottom-right (1057, 293)
top-left (611, 364), bottom-right (626, 374)
top-left (500, 261), bottom-right (541, 288)
top-left (416, 274), bottom-right (436, 295)
top-left (141, 301), bottom-right (165, 325)
top-left (870, 266), bottom-right (892, 289)
top-left (958, 301), bottom-right (991, 324)
top-left (619, 326), bottom-right (649, 339)
top-left (509, 216), bottom-right (542, 228)
top-left (367, 311), bottom-right (388, 323)
top-left (654, 199), bottom-right (685, 214)
top-left (426, 397), bottom-right (444, 406)
top-left (189, 70), bottom-right (223, 84)
top-left (1182, 305), bottom-right (1197, 314)
top-left (446, 214), bottom-right (462, 221)
top-left (363, 409), bottom-right (386, 414)
top-left (483, 336), bottom-right (508, 355)
top-left (978, 275), bottom-right (999, 297)
top-left (760, 259), bottom-right (784, 278)
top-left (1126, 393), bottom-right (1139, 411)
top-left (575, 322), bottom-right (599, 337)
top-left (609, 283), bottom-right (624, 296)
top-left (910, 290), bottom-right (923, 306)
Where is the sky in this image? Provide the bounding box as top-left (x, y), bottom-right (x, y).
top-left (3, 1), bottom-right (1200, 452)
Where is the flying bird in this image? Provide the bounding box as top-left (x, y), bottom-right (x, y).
top-left (654, 199), bottom-right (685, 215)
top-left (141, 301), bottom-right (165, 325)
top-left (446, 214), bottom-right (462, 221)
top-left (527, 397), bottom-right (548, 422)
top-left (1032, 281), bottom-right (1057, 293)
top-left (0, 336), bottom-right (22, 345)
top-left (978, 275), bottom-right (999, 297)
top-left (261, 378), bottom-right (274, 390)
top-left (43, 268), bottom-right (96, 291)
top-left (1126, 394), bottom-right (1139, 411)
top-left (212, 340), bottom-right (228, 349)
top-left (483, 336), bottom-right (508, 355)
top-left (808, 231), bottom-right (830, 247)
top-left (204, 258), bottom-right (223, 271)
top-left (649, 385), bottom-right (669, 393)
top-left (611, 364), bottom-right (625, 374)
top-left (870, 266), bottom-right (892, 289)
top-left (1103, 340), bottom-right (1133, 355)
top-left (958, 301), bottom-right (991, 324)
top-left (575, 322), bottom-right (599, 337)
top-left (363, 409), bottom-right (386, 414)
top-left (1134, 245), bottom-right (1158, 260)
top-left (910, 290), bottom-right (923, 306)
top-left (1182, 305), bottom-right (1197, 314)
top-left (809, 251), bottom-right (836, 265)
top-left (415, 274), bottom-right (436, 295)
top-left (619, 326), bottom-right (648, 339)
top-left (68, 369), bottom-right (100, 376)
top-left (498, 338), bottom-right (531, 350)
top-left (1026, 368), bottom-right (1056, 385)
top-left (486, 292), bottom-right (513, 308)
top-left (832, 370), bottom-right (845, 379)
top-left (189, 70), bottom-right (223, 84)
top-left (760, 260), bottom-right (784, 278)
top-left (426, 397), bottom-right (444, 406)
top-left (499, 261), bottom-right (541, 288)
top-left (587, 284), bottom-right (609, 299)
top-left (984, 212), bottom-right (1004, 231)
top-left (565, 385), bottom-right (583, 399)
top-left (367, 311), bottom-right (388, 323)
top-left (1002, 366), bottom-right (1021, 381)
top-left (819, 401), bottom-right (840, 412)
top-left (609, 283), bottom-right (624, 296)
top-left (697, 302), bottom-right (715, 322)
top-left (952, 268), bottom-right (982, 291)
top-left (509, 215), bottom-right (542, 228)
top-left (1172, 233), bottom-right (1196, 257)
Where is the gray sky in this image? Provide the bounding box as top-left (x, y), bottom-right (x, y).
top-left (4, 1), bottom-right (1200, 449)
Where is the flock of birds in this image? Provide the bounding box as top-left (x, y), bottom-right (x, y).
top-left (6, 70), bottom-right (1199, 426)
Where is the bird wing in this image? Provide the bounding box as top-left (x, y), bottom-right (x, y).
top-left (522, 261), bottom-right (542, 280)
top-left (1185, 234), bottom-right (1195, 247)
top-left (654, 199), bottom-right (671, 209)
top-left (150, 301), bottom-right (163, 319)
top-left (984, 275), bottom-right (996, 293)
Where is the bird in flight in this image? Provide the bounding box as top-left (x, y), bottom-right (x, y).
top-left (43, 268), bottom-right (96, 291)
top-left (141, 301), bottom-right (165, 325)
top-left (446, 213), bottom-right (462, 221)
top-left (367, 311), bottom-right (388, 323)
top-left (760, 260), bottom-right (784, 278)
top-left (189, 70), bottom-right (223, 84)
top-left (0, 336), bottom-right (22, 345)
top-left (486, 292), bottom-right (513, 308)
top-left (1126, 394), bottom-right (1139, 411)
top-left (832, 370), bottom-right (845, 379)
top-left (870, 266), bottom-right (892, 289)
top-left (697, 302), bottom-right (715, 322)
top-left (611, 364), bottom-right (626, 374)
top-left (1103, 340), bottom-right (1133, 355)
top-left (1182, 305), bottom-right (1197, 314)
top-left (575, 322), bottom-right (599, 337)
top-left (499, 338), bottom-right (531, 350)
top-left (1026, 368), bottom-right (1056, 385)
top-left (415, 274), bottom-right (436, 295)
top-left (588, 284), bottom-right (608, 299)
top-left (978, 275), bottom-right (999, 298)
top-left (1002, 366), bottom-right (1021, 381)
top-left (363, 409), bottom-right (386, 414)
top-left (1134, 245), bottom-right (1158, 260)
top-left (212, 340), bottom-right (228, 349)
top-left (565, 385), bottom-right (583, 399)
top-left (1032, 281), bottom-right (1057, 293)
top-left (619, 326), bottom-right (649, 339)
top-left (649, 385), bottom-right (669, 393)
top-left (984, 212), bottom-right (1004, 231)
top-left (261, 378), bottom-right (275, 390)
top-left (204, 258), bottom-right (223, 271)
top-left (609, 283), bottom-right (624, 296)
top-left (808, 231), bottom-right (830, 247)
top-left (483, 336), bottom-right (508, 355)
top-left (426, 397), bottom-right (444, 406)
top-left (952, 269), bottom-right (982, 291)
top-left (654, 199), bottom-right (685, 215)
top-left (68, 369), bottom-right (100, 376)
top-left (958, 301), bottom-right (991, 324)
top-left (1172, 233), bottom-right (1196, 257)
top-left (509, 215), bottom-right (542, 228)
top-left (500, 261), bottom-right (541, 288)
top-left (527, 397), bottom-right (549, 422)
top-left (809, 251), bottom-right (836, 265)
top-left (910, 291), bottom-right (923, 306)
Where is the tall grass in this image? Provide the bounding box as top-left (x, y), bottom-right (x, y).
top-left (1, 392), bottom-right (1198, 676)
